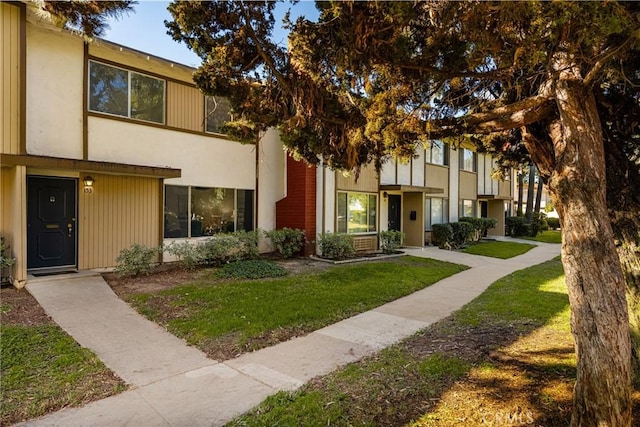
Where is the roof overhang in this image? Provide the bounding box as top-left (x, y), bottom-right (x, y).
top-left (380, 184), bottom-right (445, 194)
top-left (0, 154), bottom-right (181, 179)
top-left (477, 194), bottom-right (512, 200)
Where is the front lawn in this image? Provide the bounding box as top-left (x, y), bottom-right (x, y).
top-left (229, 258), bottom-right (638, 426)
top-left (461, 240), bottom-right (535, 259)
top-left (123, 256), bottom-right (467, 360)
top-left (0, 288), bottom-right (126, 425)
top-left (521, 230), bottom-right (562, 244)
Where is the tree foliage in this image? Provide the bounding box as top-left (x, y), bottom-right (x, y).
top-left (166, 2), bottom-right (640, 424)
top-left (40, 1), bottom-right (135, 37)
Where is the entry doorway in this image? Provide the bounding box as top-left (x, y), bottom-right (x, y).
top-left (27, 176), bottom-right (78, 271)
top-left (387, 194), bottom-right (401, 232)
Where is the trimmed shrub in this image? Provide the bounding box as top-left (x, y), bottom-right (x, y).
top-left (547, 217), bottom-right (561, 230)
top-left (450, 221), bottom-right (475, 248)
top-left (1, 236), bottom-right (16, 284)
top-left (432, 224), bottom-right (453, 249)
top-left (233, 230), bottom-right (260, 260)
top-left (318, 233), bottom-right (355, 260)
top-left (529, 212), bottom-right (547, 236)
top-left (164, 241), bottom-right (205, 269)
top-left (379, 230), bottom-right (404, 254)
top-left (265, 228), bottom-right (306, 258)
top-left (114, 243), bottom-right (159, 277)
top-left (481, 217), bottom-right (498, 236)
top-left (459, 217), bottom-right (484, 241)
top-left (218, 259), bottom-right (288, 279)
top-left (506, 216), bottom-right (529, 237)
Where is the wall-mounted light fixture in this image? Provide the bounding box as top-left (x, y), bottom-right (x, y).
top-left (83, 175), bottom-right (94, 193)
top-left (383, 191), bottom-right (388, 199)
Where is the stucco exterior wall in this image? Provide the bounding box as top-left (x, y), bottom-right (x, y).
top-left (25, 25), bottom-right (83, 159)
top-left (88, 117), bottom-right (255, 189)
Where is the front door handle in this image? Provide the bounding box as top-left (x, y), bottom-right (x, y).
top-left (68, 223), bottom-right (73, 237)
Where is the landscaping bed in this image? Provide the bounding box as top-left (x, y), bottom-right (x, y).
top-left (104, 256), bottom-right (466, 361)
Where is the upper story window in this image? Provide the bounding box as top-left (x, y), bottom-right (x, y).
top-left (426, 141), bottom-right (449, 166)
top-left (205, 96), bottom-right (232, 134)
top-left (460, 148), bottom-right (477, 172)
top-left (88, 60), bottom-right (166, 124)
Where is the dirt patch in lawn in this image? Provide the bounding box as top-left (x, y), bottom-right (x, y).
top-left (103, 257), bottom-right (337, 298)
top-left (1, 286), bottom-right (54, 326)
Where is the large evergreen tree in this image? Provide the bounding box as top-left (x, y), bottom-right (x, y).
top-left (167, 2), bottom-right (639, 424)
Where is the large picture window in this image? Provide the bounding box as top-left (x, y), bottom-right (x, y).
top-left (337, 192), bottom-right (377, 234)
top-left (164, 185), bottom-right (254, 238)
top-left (425, 197), bottom-right (449, 231)
top-left (205, 96), bottom-right (232, 134)
top-left (460, 148), bottom-right (477, 172)
top-left (426, 141), bottom-right (448, 166)
top-left (89, 60), bottom-right (165, 124)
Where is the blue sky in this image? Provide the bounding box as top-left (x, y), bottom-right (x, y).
top-left (102, 1), bottom-right (320, 68)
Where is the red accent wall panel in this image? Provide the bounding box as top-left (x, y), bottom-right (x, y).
top-left (275, 156), bottom-right (317, 255)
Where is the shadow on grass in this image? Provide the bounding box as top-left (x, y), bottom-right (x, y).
top-left (230, 258), bottom-right (640, 426)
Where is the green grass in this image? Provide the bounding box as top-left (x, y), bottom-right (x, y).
top-left (460, 240), bottom-right (536, 259)
top-left (453, 257), bottom-right (570, 330)
top-left (520, 230), bottom-right (562, 244)
top-left (230, 349), bottom-right (471, 427)
top-left (0, 325), bottom-right (126, 425)
top-left (130, 257), bottom-right (467, 351)
top-left (228, 258), bottom-right (569, 426)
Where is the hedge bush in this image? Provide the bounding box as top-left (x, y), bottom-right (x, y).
top-left (164, 241), bottom-right (205, 269)
top-left (450, 221), bottom-right (475, 248)
top-left (265, 228), bottom-right (306, 258)
top-left (379, 230), bottom-right (404, 254)
top-left (200, 230), bottom-right (260, 266)
top-left (459, 217), bottom-right (483, 241)
top-left (114, 243), bottom-right (159, 277)
top-left (318, 233), bottom-right (355, 260)
top-left (506, 216), bottom-right (530, 237)
top-left (432, 224), bottom-right (453, 249)
top-left (547, 217), bottom-right (560, 230)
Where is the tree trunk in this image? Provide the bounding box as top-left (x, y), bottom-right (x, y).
top-left (548, 55), bottom-right (632, 426)
top-left (534, 168), bottom-right (543, 214)
top-left (603, 131), bottom-right (640, 385)
top-left (517, 171), bottom-right (524, 216)
top-left (525, 165), bottom-right (535, 221)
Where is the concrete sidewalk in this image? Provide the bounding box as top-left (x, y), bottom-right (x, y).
top-left (22, 241), bottom-right (560, 427)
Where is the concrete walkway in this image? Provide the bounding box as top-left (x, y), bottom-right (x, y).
top-left (21, 240), bottom-right (560, 427)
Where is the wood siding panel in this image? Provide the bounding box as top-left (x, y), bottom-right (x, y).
top-left (425, 164), bottom-right (449, 195)
top-left (78, 174), bottom-right (160, 269)
top-left (166, 82), bottom-right (203, 132)
top-left (499, 180), bottom-right (512, 198)
top-left (459, 171), bottom-right (477, 200)
top-left (1, 3), bottom-right (21, 155)
top-left (336, 163), bottom-right (378, 192)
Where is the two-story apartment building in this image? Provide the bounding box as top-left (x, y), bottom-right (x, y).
top-left (295, 142), bottom-right (513, 253)
top-left (1, 2), bottom-right (513, 287)
top-left (1, 2), bottom-right (289, 287)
